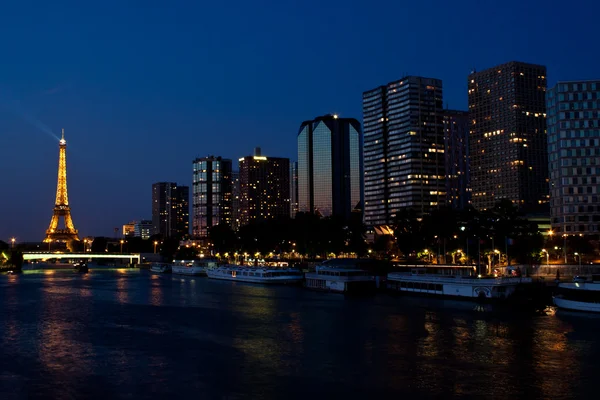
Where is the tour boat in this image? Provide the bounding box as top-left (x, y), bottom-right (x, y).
top-left (553, 275), bottom-right (600, 313)
top-left (387, 266), bottom-right (531, 301)
top-left (150, 263), bottom-right (172, 274)
top-left (206, 265), bottom-right (304, 284)
top-left (305, 263), bottom-right (376, 293)
top-left (171, 259), bottom-right (217, 276)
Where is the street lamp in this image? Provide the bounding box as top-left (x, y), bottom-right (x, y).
top-left (574, 252), bottom-right (581, 267)
top-left (154, 241), bottom-right (158, 254)
top-left (120, 240), bottom-right (124, 253)
top-left (541, 249), bottom-right (549, 266)
top-left (10, 237), bottom-right (15, 249)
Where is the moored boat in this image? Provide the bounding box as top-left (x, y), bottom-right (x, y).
top-left (206, 265), bottom-right (304, 284)
top-left (387, 266), bottom-right (531, 301)
top-left (553, 275), bottom-right (600, 313)
top-left (150, 263), bottom-right (172, 274)
top-left (305, 261), bottom-right (376, 293)
top-left (172, 258), bottom-right (217, 276)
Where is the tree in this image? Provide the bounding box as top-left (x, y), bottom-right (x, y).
top-left (209, 223), bottom-right (238, 254)
top-left (160, 237), bottom-right (180, 261)
top-left (91, 237), bottom-right (108, 253)
top-left (393, 209), bottom-right (426, 259)
top-left (8, 250), bottom-right (24, 270)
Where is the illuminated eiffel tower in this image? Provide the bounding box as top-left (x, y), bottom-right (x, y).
top-left (44, 129), bottom-right (80, 244)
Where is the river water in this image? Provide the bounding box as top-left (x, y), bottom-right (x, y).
top-left (1, 269), bottom-right (599, 399)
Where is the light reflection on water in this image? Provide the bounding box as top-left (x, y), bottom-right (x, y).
top-left (1, 269), bottom-right (600, 399)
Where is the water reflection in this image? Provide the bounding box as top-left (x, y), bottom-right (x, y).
top-left (2, 271), bottom-right (600, 399)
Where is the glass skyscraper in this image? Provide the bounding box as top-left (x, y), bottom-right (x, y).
top-left (192, 156), bottom-right (232, 238)
top-left (363, 76), bottom-right (446, 226)
top-left (297, 114), bottom-right (362, 220)
top-left (468, 61), bottom-right (548, 211)
top-left (547, 80), bottom-right (600, 235)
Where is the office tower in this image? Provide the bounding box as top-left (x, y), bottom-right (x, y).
top-left (239, 147), bottom-right (290, 226)
top-left (134, 220), bottom-right (153, 239)
top-left (192, 156), bottom-right (233, 238)
top-left (152, 182), bottom-right (189, 238)
top-left (290, 161), bottom-right (299, 218)
top-left (444, 110), bottom-right (471, 209)
top-left (122, 221), bottom-right (135, 237)
top-left (231, 171), bottom-right (241, 230)
top-left (547, 80), bottom-right (600, 235)
top-left (363, 76), bottom-right (445, 227)
top-left (468, 61), bottom-right (548, 211)
top-left (297, 114), bottom-right (362, 220)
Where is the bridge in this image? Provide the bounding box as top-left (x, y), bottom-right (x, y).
top-left (23, 252), bottom-right (141, 264)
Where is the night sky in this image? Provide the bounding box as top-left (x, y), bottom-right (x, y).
top-left (0, 0), bottom-right (597, 241)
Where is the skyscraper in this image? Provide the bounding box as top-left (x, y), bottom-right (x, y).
top-left (290, 161), bottom-right (299, 218)
top-left (547, 80), bottom-right (600, 235)
top-left (468, 61), bottom-right (548, 211)
top-left (239, 148), bottom-right (290, 226)
top-left (152, 182), bottom-right (189, 238)
top-left (231, 171), bottom-right (241, 230)
top-left (363, 76), bottom-right (445, 227)
top-left (297, 114), bottom-right (362, 220)
top-left (192, 156), bottom-right (233, 238)
top-left (444, 110), bottom-right (471, 209)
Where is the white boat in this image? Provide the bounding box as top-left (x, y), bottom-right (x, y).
top-left (206, 265), bottom-right (304, 284)
top-left (305, 264), bottom-right (376, 293)
top-left (171, 259), bottom-right (217, 276)
top-left (150, 263), bottom-right (172, 273)
top-left (387, 267), bottom-right (531, 300)
top-left (553, 276), bottom-right (600, 313)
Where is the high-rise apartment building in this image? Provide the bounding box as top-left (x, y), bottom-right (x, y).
top-left (444, 110), bottom-right (471, 209)
top-left (239, 148), bottom-right (290, 226)
top-left (152, 182), bottom-right (189, 238)
top-left (297, 114), bottom-right (362, 220)
top-left (192, 156), bottom-right (233, 238)
top-left (547, 80), bottom-right (600, 235)
top-left (290, 161), bottom-right (299, 218)
top-left (468, 61), bottom-right (548, 211)
top-left (363, 76), bottom-right (445, 226)
top-left (231, 171), bottom-right (241, 230)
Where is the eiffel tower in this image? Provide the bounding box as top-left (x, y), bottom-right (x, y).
top-left (44, 129), bottom-right (80, 244)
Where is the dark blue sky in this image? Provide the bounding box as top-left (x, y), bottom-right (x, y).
top-left (1, 0), bottom-right (597, 241)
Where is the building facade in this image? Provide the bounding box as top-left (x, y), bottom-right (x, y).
top-left (297, 114), bottom-right (362, 220)
top-left (231, 171), bottom-right (241, 230)
top-left (444, 110), bottom-right (471, 209)
top-left (134, 220), bottom-right (153, 239)
top-left (192, 156), bottom-right (233, 238)
top-left (468, 61), bottom-right (548, 211)
top-left (239, 148), bottom-right (290, 226)
top-left (290, 161), bottom-right (299, 218)
top-left (152, 182), bottom-right (189, 238)
top-left (122, 221), bottom-right (135, 237)
top-left (363, 76), bottom-right (446, 226)
top-left (547, 80), bottom-right (600, 235)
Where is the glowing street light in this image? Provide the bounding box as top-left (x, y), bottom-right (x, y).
top-left (120, 239), bottom-right (125, 253)
top-left (574, 252), bottom-right (581, 267)
top-left (541, 249), bottom-right (549, 265)
top-left (154, 241), bottom-right (158, 254)
top-left (10, 237), bottom-right (15, 249)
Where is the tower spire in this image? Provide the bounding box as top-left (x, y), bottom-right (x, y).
top-left (45, 128), bottom-right (79, 244)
